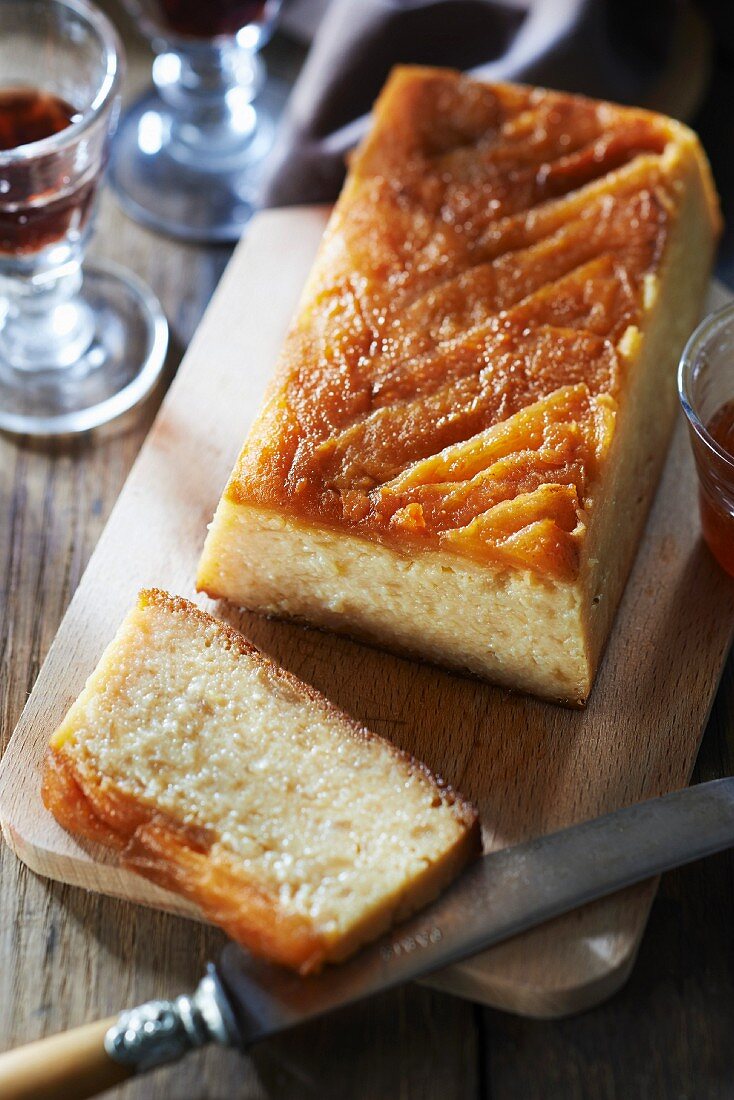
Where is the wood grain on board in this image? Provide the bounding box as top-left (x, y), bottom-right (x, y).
top-left (1, 206), bottom-right (733, 1018)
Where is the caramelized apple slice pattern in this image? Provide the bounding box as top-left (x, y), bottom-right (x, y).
top-left (375, 386), bottom-right (615, 580)
top-left (232, 73), bottom-right (680, 580)
top-left (309, 323), bottom-right (619, 493)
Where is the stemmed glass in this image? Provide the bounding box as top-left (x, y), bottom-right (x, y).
top-left (109, 0), bottom-right (286, 242)
top-left (0, 0), bottom-right (168, 436)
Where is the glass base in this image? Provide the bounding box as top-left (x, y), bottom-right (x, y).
top-left (108, 75), bottom-right (288, 243)
top-left (0, 259), bottom-right (168, 436)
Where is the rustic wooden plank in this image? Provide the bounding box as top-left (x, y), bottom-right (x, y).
top-left (2, 4), bottom-right (734, 1094)
top-left (0, 13), bottom-right (477, 1098)
top-left (481, 658), bottom-right (734, 1099)
top-left (2, 201), bottom-right (732, 1027)
top-left (251, 985), bottom-right (479, 1100)
top-left (0, 209), bottom-right (253, 1100)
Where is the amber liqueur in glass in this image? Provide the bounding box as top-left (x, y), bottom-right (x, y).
top-left (153, 0), bottom-right (268, 36)
top-left (0, 87), bottom-right (98, 254)
top-left (699, 399), bottom-right (734, 577)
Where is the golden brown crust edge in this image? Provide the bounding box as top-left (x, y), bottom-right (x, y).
top-left (42, 747), bottom-right (331, 973)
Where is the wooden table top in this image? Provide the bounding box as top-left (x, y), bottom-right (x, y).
top-left (2, 6), bottom-right (734, 1097)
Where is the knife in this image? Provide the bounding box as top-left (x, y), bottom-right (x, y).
top-left (2, 776), bottom-right (734, 1100)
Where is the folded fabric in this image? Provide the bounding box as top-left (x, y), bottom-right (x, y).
top-left (261, 0), bottom-right (682, 206)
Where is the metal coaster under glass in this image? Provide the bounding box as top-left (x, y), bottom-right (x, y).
top-left (0, 260), bottom-right (168, 436)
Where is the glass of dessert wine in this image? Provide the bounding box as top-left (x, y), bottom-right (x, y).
top-left (0, 0), bottom-right (168, 437)
top-left (109, 0), bottom-right (286, 242)
top-left (679, 301), bottom-right (734, 578)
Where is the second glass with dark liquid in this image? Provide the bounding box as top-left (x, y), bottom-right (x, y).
top-left (152, 0), bottom-right (269, 37)
top-left (109, 0), bottom-right (285, 241)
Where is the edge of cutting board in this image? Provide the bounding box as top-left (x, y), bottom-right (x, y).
top-left (1, 206), bottom-right (733, 1018)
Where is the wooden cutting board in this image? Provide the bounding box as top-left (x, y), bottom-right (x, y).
top-left (1, 207), bottom-right (733, 1019)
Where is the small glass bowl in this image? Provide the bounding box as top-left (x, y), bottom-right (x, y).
top-left (678, 300), bottom-right (734, 577)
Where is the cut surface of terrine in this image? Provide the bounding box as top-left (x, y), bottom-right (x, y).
top-left (43, 589), bottom-right (479, 974)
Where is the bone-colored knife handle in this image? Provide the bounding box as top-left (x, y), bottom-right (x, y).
top-left (0, 969), bottom-right (239, 1100)
top-left (0, 1017), bottom-right (130, 1100)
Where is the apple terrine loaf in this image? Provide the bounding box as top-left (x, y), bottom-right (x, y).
top-left (197, 66), bottom-right (721, 703)
top-left (42, 589), bottom-right (479, 974)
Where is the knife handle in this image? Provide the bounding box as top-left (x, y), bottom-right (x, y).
top-left (0, 968), bottom-right (238, 1099)
top-left (0, 1017), bottom-right (131, 1100)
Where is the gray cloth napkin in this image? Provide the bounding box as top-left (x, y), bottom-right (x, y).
top-left (261, 0), bottom-right (680, 207)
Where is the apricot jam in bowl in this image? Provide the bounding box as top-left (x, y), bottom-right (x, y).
top-left (679, 301), bottom-right (734, 577)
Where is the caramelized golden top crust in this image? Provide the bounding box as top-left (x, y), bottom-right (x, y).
top-left (228, 67), bottom-right (720, 580)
